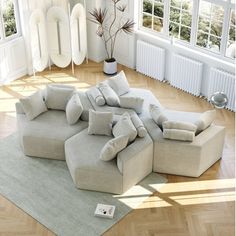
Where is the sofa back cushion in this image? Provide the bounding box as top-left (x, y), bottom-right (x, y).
top-left (119, 96), bottom-right (144, 114)
top-left (88, 110), bottom-right (113, 136)
top-left (131, 113), bottom-right (147, 138)
top-left (98, 82), bottom-right (120, 107)
top-left (113, 113), bottom-right (137, 142)
top-left (194, 110), bottom-right (216, 132)
top-left (149, 104), bottom-right (168, 126)
top-left (100, 135), bottom-right (129, 161)
top-left (163, 121), bottom-right (197, 132)
top-left (86, 87), bottom-right (105, 106)
top-left (163, 129), bottom-right (195, 142)
top-left (45, 85), bottom-right (75, 110)
top-left (66, 93), bottom-right (83, 125)
top-left (20, 90), bottom-right (47, 120)
top-left (108, 70), bottom-right (130, 96)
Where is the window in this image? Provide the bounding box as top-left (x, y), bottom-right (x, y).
top-left (139, 0), bottom-right (236, 61)
top-left (0, 0), bottom-right (19, 42)
top-left (197, 1), bottom-right (224, 53)
top-left (226, 9), bottom-right (236, 58)
top-left (169, 0), bottom-right (193, 42)
top-left (142, 0), bottom-right (165, 32)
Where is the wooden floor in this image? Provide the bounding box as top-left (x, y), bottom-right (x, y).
top-left (0, 61), bottom-right (235, 236)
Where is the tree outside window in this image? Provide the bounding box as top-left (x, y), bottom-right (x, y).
top-left (169, 0), bottom-right (193, 42)
top-left (196, 1), bottom-right (224, 53)
top-left (0, 0), bottom-right (17, 40)
top-left (226, 10), bottom-right (236, 58)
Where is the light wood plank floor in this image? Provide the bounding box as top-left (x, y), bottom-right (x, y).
top-left (0, 61), bottom-right (235, 236)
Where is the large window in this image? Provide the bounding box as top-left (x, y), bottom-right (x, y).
top-left (169, 0), bottom-right (193, 42)
top-left (140, 0), bottom-right (236, 60)
top-left (226, 9), bottom-right (236, 58)
top-left (197, 1), bottom-right (224, 52)
top-left (142, 0), bottom-right (165, 32)
top-left (0, 0), bottom-right (19, 42)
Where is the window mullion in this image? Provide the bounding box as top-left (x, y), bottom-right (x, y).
top-left (190, 0), bottom-right (200, 46)
top-left (220, 2), bottom-right (231, 55)
top-left (163, 0), bottom-right (170, 36)
top-left (0, 0), bottom-right (4, 41)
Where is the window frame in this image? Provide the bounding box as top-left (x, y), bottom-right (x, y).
top-left (139, 0), bottom-right (236, 62)
top-left (0, 0), bottom-right (21, 44)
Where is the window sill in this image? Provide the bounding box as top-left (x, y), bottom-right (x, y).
top-left (0, 34), bottom-right (22, 47)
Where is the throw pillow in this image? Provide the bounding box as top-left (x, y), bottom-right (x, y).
top-left (66, 93), bottom-right (83, 125)
top-left (45, 84), bottom-right (75, 110)
top-left (131, 114), bottom-right (147, 138)
top-left (108, 70), bottom-right (130, 96)
top-left (194, 110), bottom-right (216, 132)
top-left (119, 96), bottom-right (144, 114)
top-left (87, 87), bottom-right (105, 106)
top-left (163, 129), bottom-right (195, 142)
top-left (98, 82), bottom-right (120, 107)
top-left (20, 90), bottom-right (47, 121)
top-left (99, 135), bottom-right (129, 161)
top-left (163, 121), bottom-right (197, 132)
top-left (149, 104), bottom-right (168, 126)
top-left (88, 110), bottom-right (113, 136)
top-left (113, 112), bottom-right (137, 142)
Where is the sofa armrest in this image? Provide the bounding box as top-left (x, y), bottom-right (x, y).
top-left (15, 102), bottom-right (25, 114)
top-left (117, 135), bottom-right (153, 192)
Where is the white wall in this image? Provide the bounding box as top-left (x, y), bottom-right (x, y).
top-left (0, 37), bottom-right (27, 84)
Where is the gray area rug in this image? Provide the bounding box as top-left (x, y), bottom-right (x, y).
top-left (0, 133), bottom-right (167, 236)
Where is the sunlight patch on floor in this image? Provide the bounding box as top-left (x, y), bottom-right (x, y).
top-left (150, 179), bottom-right (236, 193)
top-left (170, 191), bottom-right (235, 205)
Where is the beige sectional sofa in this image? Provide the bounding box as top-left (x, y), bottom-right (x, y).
top-left (16, 74), bottom-right (225, 194)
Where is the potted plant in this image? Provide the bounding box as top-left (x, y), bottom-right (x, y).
top-left (89, 0), bottom-right (135, 75)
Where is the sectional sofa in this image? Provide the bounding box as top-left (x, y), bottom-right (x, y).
top-left (16, 71), bottom-right (225, 194)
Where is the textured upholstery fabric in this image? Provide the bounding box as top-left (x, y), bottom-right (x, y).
top-left (117, 135), bottom-right (153, 192)
top-left (100, 135), bottom-right (129, 161)
top-left (149, 104), bottom-right (168, 126)
top-left (163, 121), bottom-right (197, 132)
top-left (65, 129), bottom-right (153, 194)
top-left (113, 113), bottom-right (137, 142)
top-left (65, 129), bottom-right (123, 194)
top-left (98, 82), bottom-right (120, 107)
top-left (20, 90), bottom-right (47, 120)
top-left (17, 110), bottom-right (88, 160)
top-left (86, 87), bottom-right (105, 106)
top-left (45, 85), bottom-right (75, 110)
top-left (131, 113), bottom-right (147, 138)
top-left (66, 93), bottom-right (83, 125)
top-left (143, 116), bottom-right (225, 177)
top-left (194, 110), bottom-right (216, 132)
top-left (163, 129), bottom-right (195, 141)
top-left (88, 110), bottom-right (113, 136)
top-left (119, 96), bottom-right (144, 114)
top-left (15, 102), bottom-right (25, 114)
top-left (77, 91), bottom-right (94, 121)
top-left (108, 70), bottom-right (130, 96)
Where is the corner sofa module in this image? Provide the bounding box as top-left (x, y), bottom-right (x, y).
top-left (65, 129), bottom-right (153, 194)
top-left (143, 117), bottom-right (225, 177)
top-left (16, 102), bottom-right (88, 160)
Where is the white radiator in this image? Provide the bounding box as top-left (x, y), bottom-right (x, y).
top-left (136, 40), bottom-right (165, 81)
top-left (208, 68), bottom-right (235, 111)
top-left (170, 54), bottom-right (203, 96)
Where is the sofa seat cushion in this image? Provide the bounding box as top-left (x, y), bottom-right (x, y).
top-left (65, 129), bottom-right (123, 194)
top-left (17, 110), bottom-right (88, 160)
